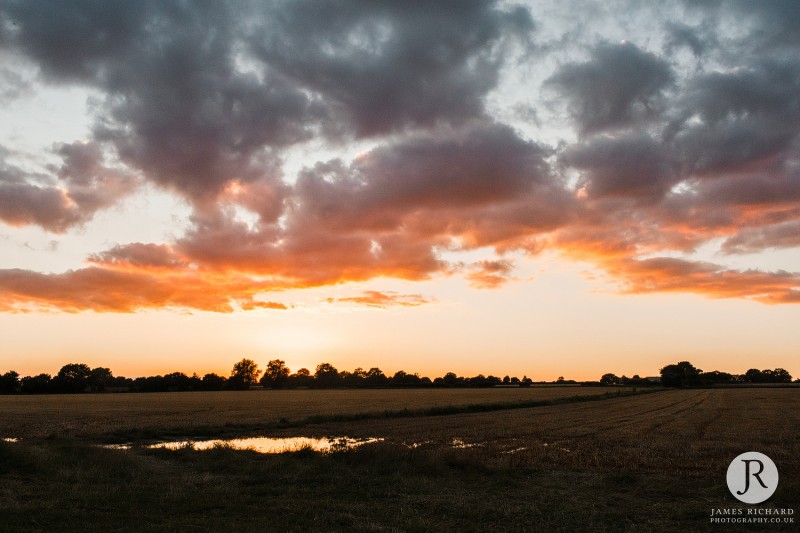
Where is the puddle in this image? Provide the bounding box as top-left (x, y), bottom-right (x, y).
top-left (106, 436), bottom-right (382, 454)
top-left (501, 447), bottom-right (528, 454)
top-left (451, 438), bottom-right (483, 449)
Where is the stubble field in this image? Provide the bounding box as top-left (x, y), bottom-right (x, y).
top-left (1, 387), bottom-right (797, 531)
top-left (0, 386), bottom-right (631, 439)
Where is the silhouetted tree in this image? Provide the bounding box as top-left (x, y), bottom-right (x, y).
top-left (21, 373), bottom-right (52, 394)
top-left (53, 363), bottom-right (92, 393)
top-left (288, 368), bottom-right (312, 388)
top-left (132, 375), bottom-right (167, 392)
top-left (365, 367), bottom-right (388, 387)
top-left (229, 358), bottom-right (261, 390)
top-left (742, 368), bottom-right (765, 383)
top-left (314, 363), bottom-right (340, 388)
top-left (106, 375), bottom-right (133, 390)
top-left (741, 368), bottom-right (792, 383)
top-left (341, 368), bottom-right (368, 388)
top-left (201, 373), bottom-right (227, 391)
top-left (771, 368), bottom-right (793, 383)
top-left (391, 370), bottom-right (430, 387)
top-left (660, 361), bottom-right (702, 387)
top-left (600, 373), bottom-right (619, 385)
top-left (441, 372), bottom-right (463, 387)
top-left (700, 370), bottom-right (735, 384)
top-left (88, 367), bottom-right (114, 392)
top-left (466, 374), bottom-right (497, 387)
top-left (261, 359), bottom-right (290, 388)
top-left (163, 372), bottom-right (193, 391)
top-left (0, 371), bottom-right (19, 394)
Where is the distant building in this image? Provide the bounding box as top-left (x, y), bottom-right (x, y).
top-left (646, 376), bottom-right (661, 383)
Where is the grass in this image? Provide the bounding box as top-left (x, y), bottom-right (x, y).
top-left (1, 388), bottom-right (798, 531)
top-left (1, 437), bottom-right (796, 532)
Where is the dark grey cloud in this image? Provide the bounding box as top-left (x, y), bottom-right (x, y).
top-left (0, 142), bottom-right (136, 232)
top-left (0, 0), bottom-right (534, 208)
top-left (251, 0), bottom-right (534, 138)
top-left (0, 1), bottom-right (323, 204)
top-left (668, 56), bottom-right (800, 177)
top-left (685, 0), bottom-right (800, 50)
top-left (722, 221), bottom-right (800, 255)
top-left (663, 21), bottom-right (713, 58)
top-left (294, 123), bottom-right (554, 231)
top-left (0, 0), bottom-right (148, 82)
top-left (563, 133), bottom-right (673, 200)
top-left (546, 41), bottom-right (674, 135)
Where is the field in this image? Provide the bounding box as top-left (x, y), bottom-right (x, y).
top-left (1, 388), bottom-right (798, 531)
top-left (0, 386), bottom-right (632, 440)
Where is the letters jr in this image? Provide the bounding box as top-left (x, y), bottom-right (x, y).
top-left (737, 459), bottom-right (768, 496)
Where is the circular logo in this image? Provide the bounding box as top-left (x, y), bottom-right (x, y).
top-left (726, 452), bottom-right (779, 504)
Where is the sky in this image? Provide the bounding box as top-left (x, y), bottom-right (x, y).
top-left (0, 0), bottom-right (799, 381)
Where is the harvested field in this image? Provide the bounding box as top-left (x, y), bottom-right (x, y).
top-left (1, 388), bottom-right (797, 531)
top-left (285, 388), bottom-right (800, 477)
top-left (0, 386), bottom-right (632, 439)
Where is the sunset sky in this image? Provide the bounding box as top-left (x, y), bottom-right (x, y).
top-left (1, 1), bottom-right (798, 381)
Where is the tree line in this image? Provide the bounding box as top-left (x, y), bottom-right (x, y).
top-left (601, 361), bottom-right (795, 387)
top-left (0, 358), bottom-right (535, 394)
top-left (1, 358), bottom-right (795, 394)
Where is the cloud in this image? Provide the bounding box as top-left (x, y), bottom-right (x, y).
top-left (562, 133), bottom-right (673, 200)
top-left (168, 123), bottom-right (571, 289)
top-left (609, 256), bottom-right (800, 304)
top-left (251, 0), bottom-right (534, 137)
top-left (466, 259), bottom-right (515, 289)
top-left (545, 41), bottom-right (673, 135)
top-left (0, 0), bottom-right (533, 207)
top-left (663, 21), bottom-right (712, 58)
top-left (1, 1), bottom-right (320, 205)
top-left (326, 291), bottom-right (431, 308)
top-left (293, 123), bottom-right (555, 230)
top-left (2, 1), bottom-right (800, 312)
top-left (685, 0), bottom-right (800, 50)
top-left (721, 221), bottom-right (800, 254)
top-left (0, 66), bottom-right (30, 102)
top-left (0, 142), bottom-right (138, 232)
top-left (668, 57), bottom-right (800, 178)
top-left (87, 243), bottom-right (187, 271)
top-left (0, 267), bottom-right (286, 313)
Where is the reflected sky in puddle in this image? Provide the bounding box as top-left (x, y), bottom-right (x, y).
top-left (451, 438), bottom-right (482, 449)
top-left (107, 436), bottom-right (382, 454)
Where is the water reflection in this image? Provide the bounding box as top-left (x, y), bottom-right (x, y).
top-left (451, 438), bottom-right (482, 449)
top-left (108, 436), bottom-right (382, 454)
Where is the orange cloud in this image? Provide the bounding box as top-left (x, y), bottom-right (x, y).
top-left (326, 291), bottom-right (432, 308)
top-left (466, 259), bottom-right (515, 289)
top-left (0, 267), bottom-right (288, 313)
top-left (611, 257), bottom-right (800, 304)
